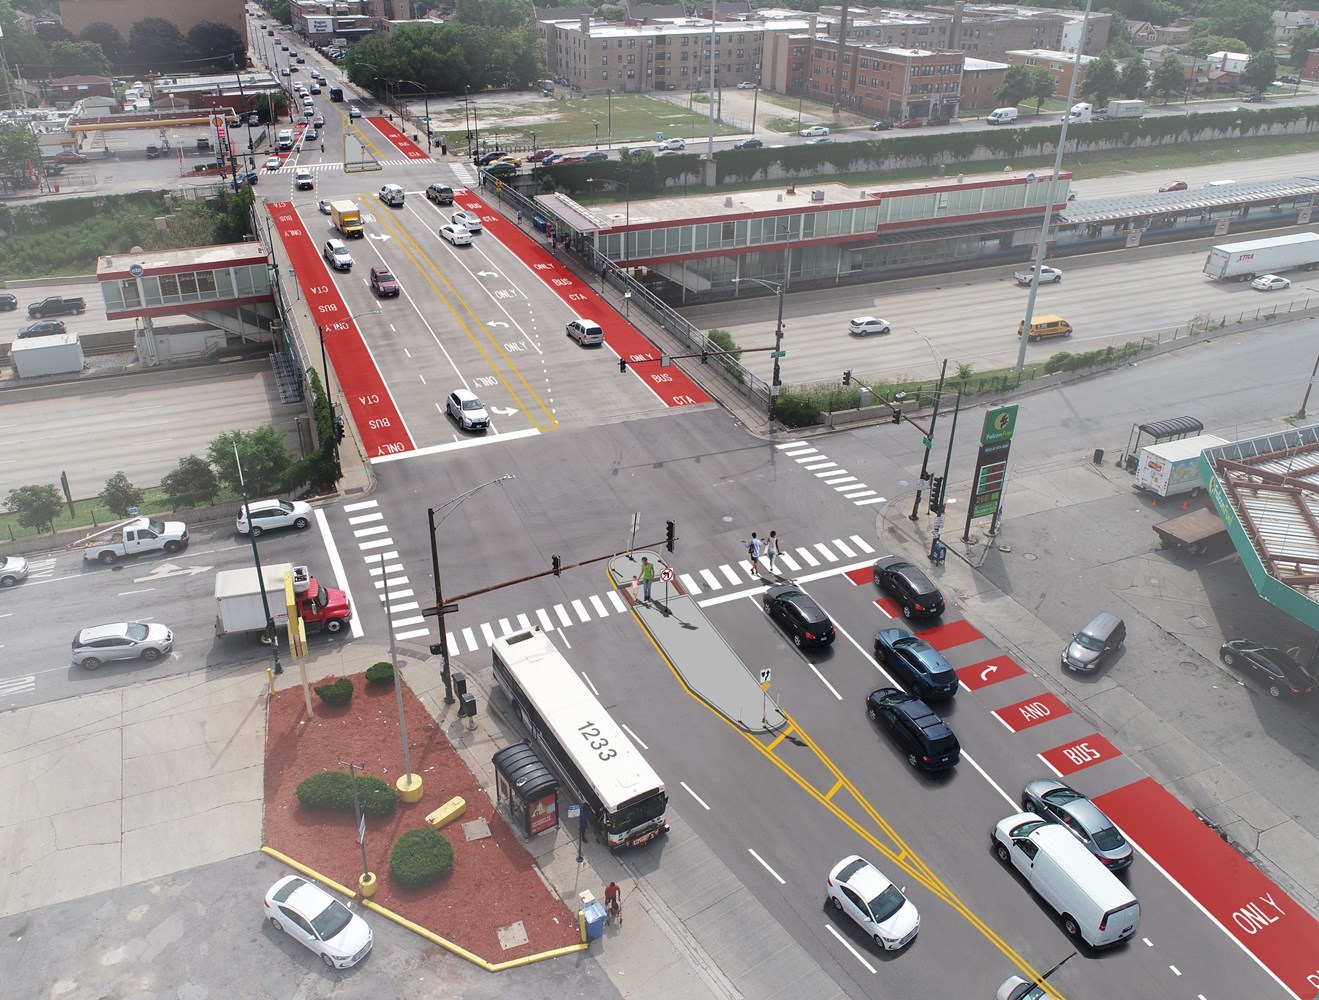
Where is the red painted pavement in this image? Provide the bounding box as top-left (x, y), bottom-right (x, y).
top-left (1038, 732), bottom-right (1121, 776)
top-left (366, 117), bottom-right (430, 160)
top-left (265, 201), bottom-right (415, 457)
top-left (992, 692), bottom-right (1070, 733)
top-left (1097, 777), bottom-right (1319, 997)
top-left (957, 655), bottom-right (1026, 691)
top-left (910, 618), bottom-right (983, 650)
top-left (453, 192), bottom-right (711, 409)
top-left (845, 566), bottom-right (873, 586)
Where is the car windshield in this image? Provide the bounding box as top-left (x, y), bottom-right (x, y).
top-left (868, 884), bottom-right (906, 922)
top-left (125, 623), bottom-right (149, 640)
top-left (1044, 787), bottom-right (1085, 805)
top-left (462, 399), bottom-right (483, 410)
top-left (376, 270), bottom-right (394, 282)
top-left (1074, 633), bottom-right (1104, 651)
top-left (309, 897), bottom-right (354, 941)
top-left (277, 500), bottom-right (293, 513)
top-left (1091, 825), bottom-right (1126, 852)
top-left (146, 518), bottom-right (167, 533)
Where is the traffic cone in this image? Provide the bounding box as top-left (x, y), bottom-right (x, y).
top-left (1151, 498), bottom-right (1157, 508)
top-left (1181, 500), bottom-right (1189, 511)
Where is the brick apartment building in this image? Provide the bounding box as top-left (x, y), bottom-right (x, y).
top-left (1004, 47), bottom-right (1096, 98)
top-left (808, 42), bottom-right (966, 120)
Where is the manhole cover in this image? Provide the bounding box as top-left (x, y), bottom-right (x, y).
top-left (1022, 552), bottom-right (1038, 561)
top-left (462, 817), bottom-right (492, 841)
top-left (1187, 615), bottom-right (1210, 629)
top-left (497, 921), bottom-right (529, 950)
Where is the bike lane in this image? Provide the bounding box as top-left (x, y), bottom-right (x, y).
top-left (452, 191), bottom-right (711, 410)
top-left (364, 117), bottom-right (430, 160)
top-left (265, 201), bottom-right (415, 458)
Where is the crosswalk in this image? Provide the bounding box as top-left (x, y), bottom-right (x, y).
top-left (775, 441), bottom-right (888, 507)
top-left (342, 498), bottom-right (433, 643)
top-left (276, 157), bottom-right (424, 173)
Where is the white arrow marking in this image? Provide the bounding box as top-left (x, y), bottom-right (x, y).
top-left (367, 233), bottom-right (392, 242)
top-left (487, 320), bottom-right (510, 328)
top-left (489, 405), bottom-right (517, 416)
top-left (476, 270), bottom-right (499, 277)
top-left (979, 663), bottom-right (999, 681)
top-left (135, 562), bottom-right (214, 581)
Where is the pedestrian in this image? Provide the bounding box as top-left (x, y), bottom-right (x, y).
top-left (640, 557), bottom-right (655, 602)
top-left (630, 576), bottom-right (640, 603)
top-left (517, 209), bottom-right (523, 226)
top-left (766, 530), bottom-right (779, 573)
top-left (440, 139), bottom-right (447, 156)
top-left (746, 532), bottom-right (761, 575)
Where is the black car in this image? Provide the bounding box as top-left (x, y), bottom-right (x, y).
top-left (763, 584), bottom-right (836, 647)
top-left (1241, 93), bottom-right (1265, 103)
top-left (475, 150), bottom-right (509, 166)
top-left (0, 292), bottom-right (17, 311)
top-left (1219, 639), bottom-right (1317, 698)
top-left (866, 688), bottom-right (960, 771)
top-left (583, 150), bottom-right (609, 161)
top-left (733, 137), bottom-right (764, 149)
top-left (869, 120), bottom-right (893, 131)
top-left (873, 556), bottom-right (945, 620)
top-left (926, 114), bottom-right (952, 126)
top-left (18, 319), bottom-right (67, 338)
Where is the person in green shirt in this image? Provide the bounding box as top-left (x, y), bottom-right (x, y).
top-left (640, 556), bottom-right (655, 602)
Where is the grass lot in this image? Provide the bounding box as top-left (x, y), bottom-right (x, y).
top-left (0, 487), bottom-right (240, 541)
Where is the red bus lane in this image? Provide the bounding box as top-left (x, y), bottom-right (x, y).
top-left (453, 193), bottom-right (711, 409)
top-left (1097, 777), bottom-right (1319, 998)
top-left (365, 117), bottom-right (430, 160)
top-left (266, 201), bottom-right (415, 457)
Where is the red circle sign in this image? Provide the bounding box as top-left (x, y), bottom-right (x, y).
top-left (659, 567), bottom-right (675, 582)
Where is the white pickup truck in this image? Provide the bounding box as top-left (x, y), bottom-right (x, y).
top-left (1013, 264), bottom-right (1063, 286)
top-left (73, 516), bottom-right (189, 564)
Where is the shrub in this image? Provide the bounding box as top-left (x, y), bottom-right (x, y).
top-left (389, 827), bottom-right (455, 889)
top-left (102, 472), bottom-right (144, 517)
top-left (296, 769), bottom-right (399, 818)
top-left (365, 661), bottom-right (395, 686)
top-left (314, 676), bottom-right (354, 706)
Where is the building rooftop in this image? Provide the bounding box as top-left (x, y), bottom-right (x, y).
top-left (97, 243), bottom-right (271, 278)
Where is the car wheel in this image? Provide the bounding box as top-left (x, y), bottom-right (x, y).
top-left (82, 657), bottom-right (102, 670)
top-left (907, 752), bottom-right (919, 767)
top-left (1053, 275), bottom-right (1062, 283)
top-left (995, 842), bottom-right (1010, 862)
top-left (830, 894), bottom-right (843, 911)
top-left (164, 541), bottom-right (182, 553)
top-left (793, 633), bottom-right (804, 647)
top-left (141, 648), bottom-right (161, 662)
top-left (321, 952), bottom-right (336, 969)
top-left (269, 916), bottom-right (283, 933)
top-left (99, 550), bottom-right (117, 565)
top-left (325, 618), bottom-right (344, 633)
top-left (1022, 795), bottom-right (1032, 811)
top-left (874, 933), bottom-right (886, 948)
top-left (0, 575), bottom-right (16, 587)
top-left (1268, 684), bottom-right (1283, 698)
top-left (294, 517), bottom-right (309, 530)
top-left (1220, 651), bottom-right (1235, 666)
top-left (1062, 914), bottom-right (1081, 938)
top-left (250, 525), bottom-right (263, 538)
top-left (902, 603), bottom-right (914, 619)
top-left (867, 706), bottom-right (878, 720)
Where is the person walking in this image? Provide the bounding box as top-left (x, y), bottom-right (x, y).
top-left (766, 530), bottom-right (779, 574)
top-left (640, 556), bottom-right (655, 602)
top-left (746, 532), bottom-right (762, 575)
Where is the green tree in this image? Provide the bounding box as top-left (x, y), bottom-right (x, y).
top-left (1151, 57), bottom-right (1188, 103)
top-left (161, 455), bottom-right (219, 507)
top-left (187, 22), bottom-right (245, 70)
top-left (1080, 52), bottom-right (1121, 106)
top-left (0, 121), bottom-right (42, 179)
top-left (453, 0), bottom-right (531, 29)
top-left (5, 484), bottom-right (62, 533)
top-left (128, 17), bottom-right (187, 71)
top-left (212, 184), bottom-right (256, 243)
top-left (102, 472), bottom-right (143, 517)
top-left (207, 425), bottom-right (295, 497)
top-left (1182, 34), bottom-right (1251, 59)
top-left (993, 64), bottom-right (1035, 108)
top-left (1193, 0), bottom-right (1272, 51)
top-left (48, 39), bottom-right (110, 76)
top-left (1029, 66), bottom-right (1056, 111)
top-left (1290, 27), bottom-right (1319, 68)
top-left (1240, 48), bottom-right (1277, 93)
top-left (79, 22), bottom-right (126, 67)
top-left (1119, 55), bottom-right (1149, 98)
top-left (267, 0), bottom-right (291, 25)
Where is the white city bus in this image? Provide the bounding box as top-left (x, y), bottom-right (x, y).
top-left (491, 628), bottom-right (669, 849)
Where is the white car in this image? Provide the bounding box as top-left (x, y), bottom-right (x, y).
top-left (825, 855), bottom-right (919, 950)
top-left (657, 137), bottom-right (686, 151)
top-left (72, 622), bottom-right (173, 670)
top-left (997, 977), bottom-right (1046, 1000)
top-left (264, 155), bottom-right (281, 171)
top-left (451, 209), bottom-right (483, 232)
top-left (236, 497), bottom-right (313, 536)
top-left (349, 105), bottom-right (362, 119)
top-left (849, 316), bottom-right (891, 336)
top-left (0, 554), bottom-right (29, 587)
top-left (264, 875), bottom-right (373, 969)
top-left (439, 223), bottom-right (473, 246)
top-left (322, 239), bottom-right (353, 271)
top-left (318, 198), bottom-right (332, 215)
top-left (294, 168), bottom-right (314, 190)
top-left (446, 388), bottom-right (489, 431)
top-left (736, 81), bottom-right (758, 89)
top-left (799, 126), bottom-right (829, 137)
top-left (1251, 274), bottom-right (1290, 291)
top-left (1020, 265), bottom-right (1063, 284)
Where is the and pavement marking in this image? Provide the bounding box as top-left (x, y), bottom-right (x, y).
top-left (993, 692), bottom-right (1071, 733)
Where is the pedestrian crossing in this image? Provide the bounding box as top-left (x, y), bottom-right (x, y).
top-left (774, 441), bottom-right (888, 507)
top-left (276, 157), bottom-right (422, 173)
top-left (342, 498), bottom-right (433, 643)
top-left (19, 556), bottom-right (56, 581)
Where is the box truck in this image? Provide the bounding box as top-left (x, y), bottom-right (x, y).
top-left (214, 563), bottom-right (352, 640)
top-left (1203, 232), bottom-right (1319, 282)
top-left (330, 200), bottom-right (363, 238)
top-left (1102, 99), bottom-right (1145, 119)
top-left (1134, 434), bottom-right (1228, 498)
top-left (1063, 102), bottom-right (1092, 123)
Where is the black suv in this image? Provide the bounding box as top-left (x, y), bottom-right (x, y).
top-left (873, 556), bottom-right (945, 620)
top-left (763, 584), bottom-right (836, 647)
top-left (18, 319), bottom-right (67, 338)
top-left (866, 688), bottom-right (960, 771)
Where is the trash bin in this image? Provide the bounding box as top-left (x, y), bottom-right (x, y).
top-left (1092, 448), bottom-right (1104, 465)
top-left (584, 901), bottom-right (607, 940)
top-left (533, 215), bottom-right (548, 233)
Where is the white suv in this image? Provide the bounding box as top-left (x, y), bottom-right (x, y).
top-left (236, 497), bottom-right (313, 536)
top-left (323, 239), bottom-right (353, 270)
top-left (445, 389), bottom-right (489, 431)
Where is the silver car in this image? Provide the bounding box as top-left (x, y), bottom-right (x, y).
top-left (72, 622), bottom-right (173, 670)
top-left (445, 388), bottom-right (489, 431)
top-left (0, 555), bottom-right (29, 587)
top-left (1021, 779), bottom-right (1133, 870)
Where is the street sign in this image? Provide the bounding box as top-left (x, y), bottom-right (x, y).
top-left (659, 567), bottom-right (675, 583)
top-left (770, 350), bottom-right (786, 358)
top-left (357, 814), bottom-right (366, 845)
top-left (760, 668), bottom-right (771, 688)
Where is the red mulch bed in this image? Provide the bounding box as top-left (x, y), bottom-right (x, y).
top-left (263, 672), bottom-right (581, 962)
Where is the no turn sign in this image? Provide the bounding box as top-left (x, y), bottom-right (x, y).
top-left (659, 567), bottom-right (675, 583)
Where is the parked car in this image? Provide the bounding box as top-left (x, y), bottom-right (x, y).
top-left (0, 555), bottom-right (30, 587)
top-left (1021, 778), bottom-right (1134, 870)
top-left (733, 137), bottom-right (764, 149)
top-left (446, 388), bottom-right (490, 431)
top-left (369, 265), bottom-right (399, 297)
top-left (873, 628), bottom-right (959, 700)
top-left (763, 584), bottom-right (836, 647)
top-left (348, 105), bottom-right (361, 118)
top-left (1251, 274), bottom-right (1290, 291)
top-left (809, 136), bottom-right (832, 144)
top-left (736, 81), bottom-right (758, 89)
top-left (0, 292), bottom-right (17, 311)
top-left (849, 316), bottom-right (890, 337)
top-left (53, 150), bottom-right (88, 164)
top-left (825, 855), bottom-right (919, 950)
top-left (799, 126), bottom-right (829, 137)
top-left (264, 875), bottom-right (373, 969)
top-left (526, 148), bottom-right (556, 162)
top-left (476, 150), bottom-right (509, 166)
top-left (866, 687), bottom-right (960, 771)
top-left (235, 498), bottom-right (313, 536)
top-left (583, 150), bottom-right (609, 161)
top-left (1241, 93), bottom-right (1265, 103)
top-left (896, 118), bottom-right (925, 129)
top-left (869, 120), bottom-right (894, 130)
top-left (657, 137), bottom-right (686, 151)
top-left (927, 114), bottom-right (952, 126)
top-left (1279, 75), bottom-right (1301, 85)
top-left (452, 209), bottom-right (483, 232)
top-left (1158, 180), bottom-right (1188, 192)
top-left (438, 224), bottom-right (473, 246)
top-left (322, 239), bottom-right (353, 271)
top-left (873, 556), bottom-right (945, 620)
top-left (17, 319), bottom-right (67, 338)
top-left (72, 622), bottom-right (173, 670)
top-left (1219, 639), bottom-right (1318, 697)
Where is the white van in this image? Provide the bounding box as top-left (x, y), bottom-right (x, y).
top-left (378, 183), bottom-right (405, 207)
top-left (1203, 179), bottom-right (1236, 188)
top-left (277, 129), bottom-right (293, 151)
top-left (987, 107), bottom-right (1018, 125)
top-left (993, 812), bottom-right (1139, 948)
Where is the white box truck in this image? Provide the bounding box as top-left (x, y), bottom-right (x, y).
top-left (1134, 434), bottom-right (1228, 499)
top-left (994, 812), bottom-right (1140, 948)
top-left (1103, 99), bottom-right (1145, 119)
top-left (1203, 232), bottom-right (1319, 281)
top-left (214, 563), bottom-right (352, 640)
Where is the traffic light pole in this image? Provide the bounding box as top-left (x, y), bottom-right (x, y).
top-left (909, 359), bottom-right (948, 522)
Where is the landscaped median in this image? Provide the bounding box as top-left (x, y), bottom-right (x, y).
top-left (261, 664), bottom-right (585, 967)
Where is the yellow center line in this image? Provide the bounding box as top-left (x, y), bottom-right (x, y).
top-left (362, 196), bottom-right (559, 432)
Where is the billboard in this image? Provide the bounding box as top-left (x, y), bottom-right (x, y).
top-left (307, 16), bottom-right (333, 33)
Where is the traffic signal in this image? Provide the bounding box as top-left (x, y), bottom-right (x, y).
top-left (334, 416), bottom-right (346, 442)
top-left (665, 520), bottom-right (676, 553)
top-left (552, 555), bottom-right (562, 577)
top-left (891, 406), bottom-right (902, 424)
top-left (618, 357), bottom-right (627, 373)
top-left (928, 476), bottom-right (944, 513)
top-left (842, 369), bottom-right (852, 386)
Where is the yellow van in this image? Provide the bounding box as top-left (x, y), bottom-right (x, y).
top-left (1018, 315), bottom-right (1073, 342)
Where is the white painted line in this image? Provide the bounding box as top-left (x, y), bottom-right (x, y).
top-left (342, 499), bottom-right (379, 512)
top-left (374, 576), bottom-right (409, 591)
top-left (1143, 938), bottom-right (1153, 947)
top-left (808, 659), bottom-right (843, 700)
top-left (370, 426), bottom-right (542, 464)
top-left (849, 535), bottom-right (875, 553)
top-left (777, 441), bottom-right (814, 452)
top-left (803, 461), bottom-right (836, 470)
top-left (832, 538), bottom-right (857, 558)
top-left (516, 613), bottom-right (532, 631)
top-left (394, 628), bottom-right (430, 641)
top-left (681, 781), bottom-right (711, 810)
top-left (498, 617), bottom-right (513, 636)
top-left (748, 849), bottom-right (786, 885)
top-left (387, 601), bottom-right (420, 613)
top-left (358, 538), bottom-right (393, 551)
top-left (580, 671), bottom-right (599, 696)
top-left (719, 563), bottom-right (743, 585)
top-left (314, 507), bottom-right (364, 639)
top-left (699, 568), bottom-right (722, 590)
top-left (390, 615), bottom-right (425, 628)
top-left (353, 525), bottom-right (391, 537)
top-left (480, 621), bottom-right (497, 646)
top-left (620, 723), bottom-right (649, 750)
top-left (347, 511), bottom-right (385, 524)
top-left (445, 632), bottom-right (457, 651)
top-left (795, 547), bottom-right (820, 567)
top-left (462, 626), bottom-right (478, 651)
top-left (845, 490), bottom-right (878, 499)
top-left (679, 573), bottom-right (700, 594)
top-left (0, 677), bottom-right (36, 695)
top-left (698, 560), bottom-right (874, 608)
top-left (571, 599), bottom-right (590, 623)
top-left (834, 482), bottom-right (865, 493)
top-left (1170, 966), bottom-right (1181, 977)
top-left (535, 609), bottom-right (556, 632)
top-left (117, 588), bottom-right (156, 596)
top-left (589, 594), bottom-right (609, 617)
top-left (555, 604), bottom-right (572, 627)
top-left (814, 468), bottom-right (844, 478)
top-left (824, 924), bottom-right (876, 974)
top-left (814, 542), bottom-right (837, 561)
top-left (777, 552), bottom-right (800, 572)
top-left (793, 453), bottom-right (824, 463)
top-left (823, 476), bottom-right (858, 486)
top-left (606, 590), bottom-right (627, 612)
top-left (854, 496), bottom-right (887, 506)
